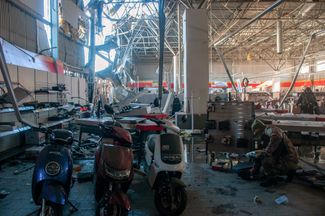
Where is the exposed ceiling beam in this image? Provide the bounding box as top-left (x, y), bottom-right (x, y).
top-left (210, 0), bottom-right (285, 47)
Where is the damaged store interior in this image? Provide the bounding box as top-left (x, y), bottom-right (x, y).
top-left (0, 0), bottom-right (325, 215)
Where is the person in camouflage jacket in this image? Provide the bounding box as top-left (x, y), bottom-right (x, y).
top-left (251, 119), bottom-right (299, 187)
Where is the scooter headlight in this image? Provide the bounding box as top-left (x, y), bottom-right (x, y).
top-left (45, 161), bottom-right (61, 176)
top-left (162, 154), bottom-right (182, 164)
top-left (104, 163), bottom-right (130, 180)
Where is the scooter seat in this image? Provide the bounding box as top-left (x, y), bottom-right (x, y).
top-left (51, 129), bottom-right (73, 145)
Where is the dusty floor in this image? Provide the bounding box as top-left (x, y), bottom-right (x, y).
top-left (0, 139), bottom-right (324, 216)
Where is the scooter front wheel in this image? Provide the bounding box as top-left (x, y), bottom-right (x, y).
top-left (154, 186), bottom-right (187, 216)
top-left (96, 198), bottom-right (128, 216)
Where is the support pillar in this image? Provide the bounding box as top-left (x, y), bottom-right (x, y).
top-left (183, 9), bottom-right (209, 114)
top-left (173, 54), bottom-right (180, 93)
top-left (50, 0), bottom-right (58, 59)
top-left (88, 8), bottom-right (96, 103)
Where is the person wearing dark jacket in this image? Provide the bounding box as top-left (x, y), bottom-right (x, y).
top-left (297, 87), bottom-right (319, 114)
top-left (250, 119), bottom-right (299, 187)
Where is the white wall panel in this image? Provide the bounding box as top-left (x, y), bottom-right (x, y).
top-left (79, 78), bottom-right (87, 105)
top-left (71, 77), bottom-right (79, 104)
top-left (64, 75), bottom-right (72, 102)
top-left (8, 64), bottom-right (18, 83)
top-left (18, 66), bottom-right (35, 92)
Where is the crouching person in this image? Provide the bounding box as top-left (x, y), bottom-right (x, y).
top-left (250, 119), bottom-right (299, 187)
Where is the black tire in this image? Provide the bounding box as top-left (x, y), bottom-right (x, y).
top-left (94, 175), bottom-right (104, 202)
top-left (154, 186), bottom-right (187, 216)
top-left (96, 198), bottom-right (128, 216)
top-left (38, 202), bottom-right (63, 216)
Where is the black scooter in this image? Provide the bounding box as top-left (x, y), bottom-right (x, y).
top-left (31, 129), bottom-right (78, 216)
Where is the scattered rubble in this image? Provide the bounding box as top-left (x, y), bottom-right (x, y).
top-left (214, 185), bottom-right (238, 197)
top-left (0, 190), bottom-right (10, 199)
top-left (240, 209), bottom-right (253, 215)
top-left (253, 195), bottom-right (262, 204)
top-left (212, 203), bottom-right (236, 215)
top-left (275, 194), bottom-right (289, 205)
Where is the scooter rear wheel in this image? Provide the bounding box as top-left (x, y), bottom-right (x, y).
top-left (37, 202), bottom-right (63, 216)
top-left (96, 198), bottom-right (128, 216)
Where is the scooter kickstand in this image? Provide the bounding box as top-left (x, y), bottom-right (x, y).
top-left (67, 200), bottom-right (79, 213)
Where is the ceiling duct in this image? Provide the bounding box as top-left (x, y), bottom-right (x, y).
top-left (276, 19), bottom-right (283, 54)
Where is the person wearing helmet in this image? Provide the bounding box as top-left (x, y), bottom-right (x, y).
top-left (250, 119), bottom-right (299, 187)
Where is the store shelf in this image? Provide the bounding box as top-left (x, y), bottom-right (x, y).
top-left (35, 90), bottom-right (69, 94)
top-left (0, 106), bottom-right (34, 114)
top-left (0, 126), bottom-right (31, 138)
top-left (40, 117), bottom-right (73, 128)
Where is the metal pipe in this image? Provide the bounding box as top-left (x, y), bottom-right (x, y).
top-left (88, 8), bottom-right (96, 103)
top-left (158, 0), bottom-right (166, 104)
top-left (198, 0), bottom-right (207, 9)
top-left (177, 2), bottom-right (182, 92)
top-left (173, 55), bottom-right (178, 93)
top-left (0, 42), bottom-right (38, 128)
top-left (276, 19), bottom-right (283, 54)
top-left (210, 0), bottom-right (284, 47)
top-left (215, 46), bottom-right (238, 93)
top-left (50, 0), bottom-right (59, 59)
top-left (179, 0), bottom-right (190, 9)
top-left (279, 30), bottom-right (325, 107)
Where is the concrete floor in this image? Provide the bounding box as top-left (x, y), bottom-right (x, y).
top-left (0, 140), bottom-right (325, 216)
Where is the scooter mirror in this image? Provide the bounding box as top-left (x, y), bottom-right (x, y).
top-left (104, 104), bottom-right (115, 115)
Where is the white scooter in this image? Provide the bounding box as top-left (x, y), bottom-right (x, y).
top-left (144, 119), bottom-right (187, 216)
